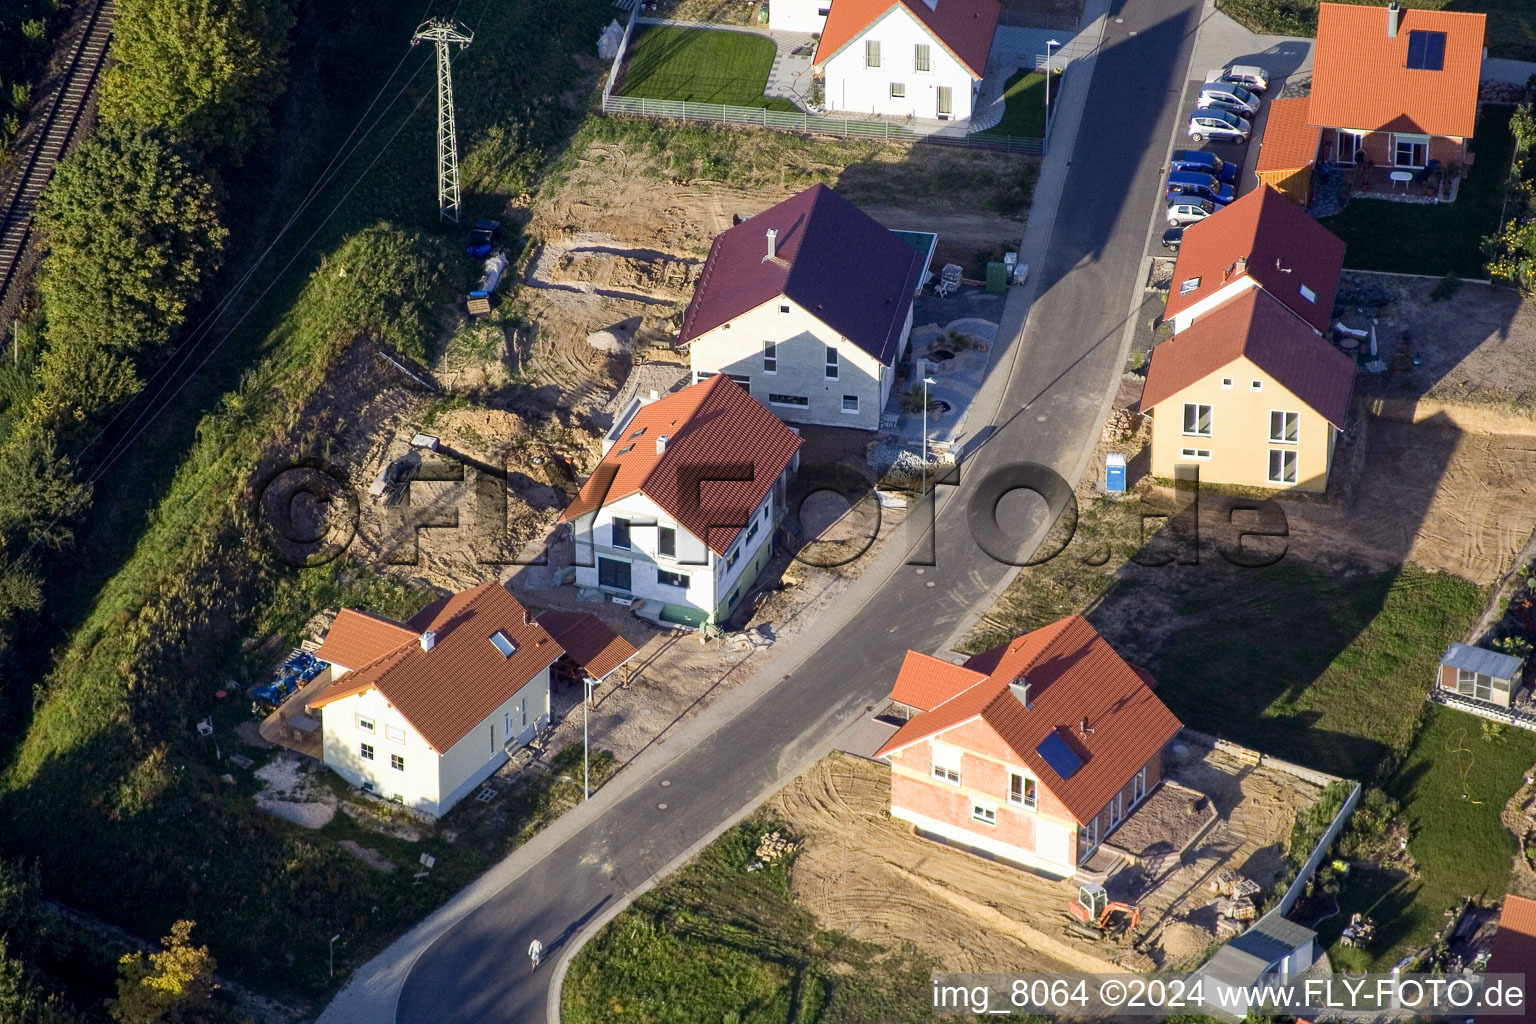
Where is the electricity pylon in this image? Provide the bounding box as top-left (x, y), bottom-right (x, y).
top-left (411, 20), bottom-right (473, 223)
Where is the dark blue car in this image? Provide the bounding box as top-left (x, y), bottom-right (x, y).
top-left (1170, 149), bottom-right (1237, 185)
top-left (1165, 170), bottom-right (1236, 206)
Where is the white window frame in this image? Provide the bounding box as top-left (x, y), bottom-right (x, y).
top-left (914, 43), bottom-right (930, 72)
top-left (390, 753), bottom-right (405, 771)
top-left (386, 724), bottom-right (406, 745)
top-left (1182, 402), bottom-right (1212, 436)
top-left (1392, 133), bottom-right (1429, 169)
top-left (1268, 448), bottom-right (1298, 484)
top-left (657, 568), bottom-right (689, 588)
top-left (360, 742), bottom-right (375, 761)
top-left (1133, 767), bottom-right (1146, 805)
top-left (865, 39), bottom-right (881, 68)
top-left (1269, 410), bottom-right (1300, 444)
top-left (971, 804), bottom-right (997, 826)
top-left (824, 346), bottom-right (839, 380)
top-left (1299, 284), bottom-right (1317, 304)
top-left (1180, 448), bottom-right (1211, 460)
top-left (763, 340), bottom-right (777, 373)
top-left (889, 82), bottom-right (905, 99)
top-left (356, 715), bottom-right (375, 733)
top-left (1220, 377), bottom-right (1233, 389)
top-left (841, 394), bottom-right (859, 414)
top-left (931, 743), bottom-right (961, 784)
top-left (1250, 379), bottom-right (1263, 391)
top-left (1009, 772), bottom-right (1038, 809)
top-left (768, 393), bottom-right (808, 408)
top-left (1108, 792), bottom-right (1124, 827)
top-left (1179, 277), bottom-right (1201, 296)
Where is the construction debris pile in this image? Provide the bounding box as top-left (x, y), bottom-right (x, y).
top-left (1209, 871), bottom-right (1261, 932)
top-left (754, 830), bottom-right (798, 865)
top-left (1101, 407), bottom-right (1146, 444)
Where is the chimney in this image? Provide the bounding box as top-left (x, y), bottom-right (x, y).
top-left (656, 434), bottom-right (669, 454)
top-left (764, 228), bottom-right (777, 261)
top-left (1387, 1), bottom-right (1400, 37)
top-left (1079, 716), bottom-right (1095, 738)
top-left (419, 630), bottom-right (437, 653)
top-left (1009, 677), bottom-right (1031, 709)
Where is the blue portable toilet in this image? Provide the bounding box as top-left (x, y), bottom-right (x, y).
top-left (1105, 452), bottom-right (1126, 494)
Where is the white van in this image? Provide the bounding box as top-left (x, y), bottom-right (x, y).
top-left (1199, 81), bottom-right (1260, 117)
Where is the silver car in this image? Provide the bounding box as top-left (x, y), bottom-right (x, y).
top-left (1214, 64), bottom-right (1270, 93)
top-left (1188, 107), bottom-right (1251, 144)
top-left (1167, 199), bottom-right (1216, 227)
top-left (1199, 82), bottom-right (1261, 117)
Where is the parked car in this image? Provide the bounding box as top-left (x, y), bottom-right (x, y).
top-left (1165, 170), bottom-right (1235, 206)
top-left (1188, 107), bottom-right (1251, 144)
top-left (1170, 149), bottom-right (1237, 184)
top-left (1162, 227), bottom-right (1184, 252)
top-left (1208, 64), bottom-right (1270, 93)
top-left (1167, 199), bottom-right (1216, 227)
top-left (1199, 81), bottom-right (1261, 117)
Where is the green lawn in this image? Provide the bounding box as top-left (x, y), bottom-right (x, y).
top-left (1216, 0), bottom-right (1536, 62)
top-left (1320, 104), bottom-right (1516, 277)
top-left (1323, 705), bottom-right (1536, 964)
top-left (981, 69), bottom-right (1049, 139)
top-left (618, 26), bottom-right (799, 111)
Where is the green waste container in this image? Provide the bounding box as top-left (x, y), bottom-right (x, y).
top-left (759, 2), bottom-right (769, 22)
top-left (986, 261), bottom-right (1008, 294)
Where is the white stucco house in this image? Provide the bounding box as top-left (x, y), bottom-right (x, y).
top-left (680, 184), bottom-right (929, 431)
top-left (559, 375), bottom-right (802, 629)
top-left (305, 583), bottom-right (562, 817)
top-left (810, 0), bottom-right (999, 121)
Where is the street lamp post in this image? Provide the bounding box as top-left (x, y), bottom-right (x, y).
top-left (330, 934), bottom-right (341, 980)
top-left (922, 376), bottom-right (937, 497)
top-left (1044, 39), bottom-right (1061, 136)
top-left (583, 675), bottom-right (596, 800)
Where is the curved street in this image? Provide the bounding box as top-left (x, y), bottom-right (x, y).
top-left (319, 0), bottom-right (1209, 1019)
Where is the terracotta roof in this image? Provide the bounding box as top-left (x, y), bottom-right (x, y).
top-left (890, 650), bottom-right (987, 711)
top-left (1163, 185), bottom-right (1345, 334)
top-left (1139, 288), bottom-right (1356, 428)
top-left (315, 609), bottom-right (421, 671)
top-left (535, 610), bottom-right (639, 681)
top-left (814, 0), bottom-right (999, 76)
top-left (678, 184), bottom-right (925, 365)
top-left (1255, 97), bottom-right (1322, 175)
top-left (558, 375), bottom-right (802, 555)
top-left (875, 616), bottom-right (1183, 824)
top-left (1308, 3), bottom-right (1485, 139)
top-left (1488, 895), bottom-right (1536, 1024)
top-left (308, 582), bottom-right (563, 753)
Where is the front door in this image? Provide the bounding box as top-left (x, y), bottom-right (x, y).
top-left (936, 86), bottom-right (952, 119)
top-left (597, 557), bottom-right (632, 592)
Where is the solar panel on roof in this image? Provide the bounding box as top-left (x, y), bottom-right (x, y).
top-left (1406, 30), bottom-right (1446, 70)
top-left (1036, 732), bottom-right (1084, 780)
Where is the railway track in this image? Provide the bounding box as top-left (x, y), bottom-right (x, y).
top-left (0, 0), bottom-right (115, 318)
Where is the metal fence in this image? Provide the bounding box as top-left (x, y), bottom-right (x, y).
top-left (598, 94), bottom-right (1044, 153)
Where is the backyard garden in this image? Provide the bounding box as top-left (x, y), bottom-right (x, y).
top-left (617, 25), bottom-right (799, 110)
top-left (981, 68), bottom-right (1055, 140)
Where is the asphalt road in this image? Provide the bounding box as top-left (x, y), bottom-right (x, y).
top-left (391, 1), bottom-right (1206, 1020)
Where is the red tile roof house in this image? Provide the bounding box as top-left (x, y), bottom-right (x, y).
top-left (680, 184), bottom-right (928, 431)
top-left (1307, 2), bottom-right (1486, 185)
top-left (559, 375), bottom-right (802, 630)
top-left (807, 0), bottom-right (1000, 123)
top-left (874, 616), bottom-right (1182, 877)
top-left (304, 582), bottom-right (565, 817)
top-left (1483, 894), bottom-right (1536, 1024)
top-left (1161, 185), bottom-right (1346, 337)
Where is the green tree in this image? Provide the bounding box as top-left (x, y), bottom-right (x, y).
top-left (98, 0), bottom-right (296, 161)
top-left (33, 122), bottom-right (225, 366)
top-left (0, 939), bottom-right (86, 1024)
top-left (109, 920), bottom-right (217, 1024)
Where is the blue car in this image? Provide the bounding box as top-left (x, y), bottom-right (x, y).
top-left (1165, 170), bottom-right (1235, 206)
top-left (1170, 149), bottom-right (1237, 185)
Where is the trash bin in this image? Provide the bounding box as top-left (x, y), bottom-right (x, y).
top-left (759, 2), bottom-right (768, 22)
top-left (985, 261), bottom-right (1008, 294)
top-left (1105, 452), bottom-right (1126, 494)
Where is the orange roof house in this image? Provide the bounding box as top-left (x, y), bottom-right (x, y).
top-left (1483, 895), bottom-right (1536, 1024)
top-left (876, 616), bottom-right (1182, 876)
top-left (1254, 97), bottom-right (1323, 205)
top-left (306, 583), bottom-right (564, 816)
top-left (559, 375), bottom-right (802, 629)
top-left (814, 0), bottom-right (999, 77)
top-left (1162, 185), bottom-right (1345, 336)
top-left (1307, 3), bottom-right (1486, 173)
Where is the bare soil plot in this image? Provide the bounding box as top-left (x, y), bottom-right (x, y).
top-left (768, 751), bottom-right (1320, 973)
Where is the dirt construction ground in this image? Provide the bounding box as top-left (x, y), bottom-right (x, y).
top-left (768, 749), bottom-right (1321, 975)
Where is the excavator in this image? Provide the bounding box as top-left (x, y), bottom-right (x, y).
top-left (1066, 882), bottom-right (1141, 939)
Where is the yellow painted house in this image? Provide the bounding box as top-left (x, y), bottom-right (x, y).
top-left (1138, 289), bottom-right (1355, 492)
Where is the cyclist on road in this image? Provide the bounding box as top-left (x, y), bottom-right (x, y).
top-left (528, 938), bottom-right (543, 971)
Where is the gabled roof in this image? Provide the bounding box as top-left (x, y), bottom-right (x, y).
top-left (308, 582), bottom-right (563, 753)
top-left (557, 375), bottom-right (802, 555)
top-left (875, 616), bottom-right (1183, 824)
top-left (814, 0), bottom-right (1000, 77)
top-left (678, 183), bottom-right (926, 365)
top-left (1308, 3), bottom-right (1484, 139)
top-left (1163, 185), bottom-right (1345, 334)
top-left (1140, 289), bottom-right (1356, 429)
top-left (1489, 895), bottom-right (1536, 1024)
top-left (890, 650), bottom-right (988, 711)
top-left (315, 609), bottom-right (421, 671)
top-left (1254, 96), bottom-right (1322, 176)
top-left (1442, 642), bottom-right (1524, 681)
top-left (535, 610), bottom-right (639, 682)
